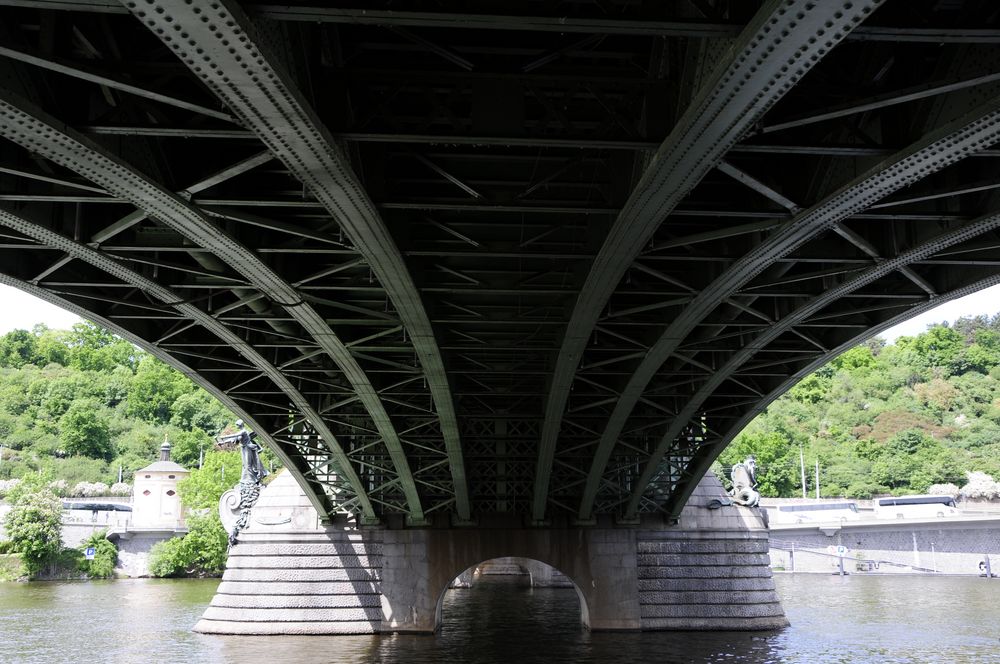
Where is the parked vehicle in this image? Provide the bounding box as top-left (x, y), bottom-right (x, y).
top-left (873, 495), bottom-right (958, 519)
top-left (764, 501), bottom-right (861, 525)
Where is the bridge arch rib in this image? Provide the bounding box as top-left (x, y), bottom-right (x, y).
top-left (0, 271), bottom-right (340, 518)
top-left (533, 0), bottom-right (885, 521)
top-left (3, 0), bottom-right (1000, 523)
top-left (663, 273), bottom-right (1000, 518)
top-left (122, 0), bottom-right (470, 522)
top-left (595, 96), bottom-right (1000, 520)
top-left (0, 89), bottom-right (426, 522)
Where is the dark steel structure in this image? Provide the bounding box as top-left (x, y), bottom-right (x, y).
top-left (2, 0), bottom-right (1000, 525)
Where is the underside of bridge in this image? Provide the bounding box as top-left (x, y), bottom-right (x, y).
top-left (2, 0), bottom-right (1000, 526)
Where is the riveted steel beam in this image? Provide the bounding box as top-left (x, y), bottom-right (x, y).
top-left (611, 97), bottom-right (1000, 519)
top-left (533, 0), bottom-right (885, 522)
top-left (664, 274), bottom-right (1000, 517)
top-left (124, 0), bottom-right (469, 521)
top-left (626, 206), bottom-right (1000, 516)
top-left (0, 90), bottom-right (425, 522)
top-left (0, 247), bottom-right (343, 520)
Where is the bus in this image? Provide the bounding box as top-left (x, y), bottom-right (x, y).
top-left (872, 495), bottom-right (958, 519)
top-left (763, 501), bottom-right (861, 525)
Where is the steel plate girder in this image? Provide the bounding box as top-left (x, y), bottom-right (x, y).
top-left (665, 273), bottom-right (1000, 517)
top-left (0, 270), bottom-right (339, 518)
top-left (0, 206), bottom-right (376, 519)
top-left (601, 94), bottom-right (1000, 520)
top-left (532, 0), bottom-right (885, 521)
top-left (625, 205), bottom-right (1000, 517)
top-left (0, 90), bottom-right (423, 521)
top-left (124, 0), bottom-right (471, 522)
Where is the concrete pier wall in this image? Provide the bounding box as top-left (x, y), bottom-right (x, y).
top-left (195, 470), bottom-right (786, 635)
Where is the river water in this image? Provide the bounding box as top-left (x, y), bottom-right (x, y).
top-left (0, 574), bottom-right (997, 663)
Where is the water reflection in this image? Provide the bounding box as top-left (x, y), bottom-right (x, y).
top-left (1, 575), bottom-right (998, 663)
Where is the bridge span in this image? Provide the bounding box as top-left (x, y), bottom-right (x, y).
top-left (2, 0), bottom-right (1000, 630)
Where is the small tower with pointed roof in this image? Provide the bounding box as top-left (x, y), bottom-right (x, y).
top-left (132, 435), bottom-right (191, 528)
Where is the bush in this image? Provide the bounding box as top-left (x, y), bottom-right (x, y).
top-left (3, 474), bottom-right (63, 575)
top-left (109, 482), bottom-right (131, 497)
top-left (147, 512), bottom-right (228, 578)
top-left (961, 471), bottom-right (1000, 500)
top-left (48, 479), bottom-right (68, 497)
top-left (928, 483), bottom-right (960, 498)
top-left (78, 530), bottom-right (117, 578)
top-left (0, 553), bottom-right (25, 581)
top-left (0, 478), bottom-right (20, 498)
top-left (71, 481), bottom-right (110, 497)
top-left (43, 456), bottom-right (111, 487)
top-left (59, 400), bottom-right (114, 461)
top-left (147, 537), bottom-right (187, 578)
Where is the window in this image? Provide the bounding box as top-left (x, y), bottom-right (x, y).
top-left (168, 475), bottom-right (175, 479)
top-left (142, 490), bottom-right (151, 496)
top-left (166, 490), bottom-right (175, 496)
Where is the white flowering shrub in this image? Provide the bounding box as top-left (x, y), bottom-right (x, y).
top-left (71, 481), bottom-right (111, 498)
top-left (927, 483), bottom-right (960, 498)
top-left (960, 472), bottom-right (1000, 500)
top-left (0, 478), bottom-right (20, 499)
top-left (47, 479), bottom-right (69, 497)
top-left (109, 482), bottom-right (131, 497)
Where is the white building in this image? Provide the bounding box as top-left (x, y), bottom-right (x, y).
top-left (132, 437), bottom-right (190, 528)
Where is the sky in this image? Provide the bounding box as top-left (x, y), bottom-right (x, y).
top-left (3, 281), bottom-right (1000, 342)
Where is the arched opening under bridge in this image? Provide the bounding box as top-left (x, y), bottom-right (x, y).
top-left (436, 557), bottom-right (589, 639)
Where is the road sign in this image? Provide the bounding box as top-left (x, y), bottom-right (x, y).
top-left (84, 547), bottom-right (96, 560)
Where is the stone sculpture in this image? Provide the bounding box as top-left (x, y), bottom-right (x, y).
top-left (218, 420), bottom-right (268, 546)
top-left (730, 455), bottom-right (760, 507)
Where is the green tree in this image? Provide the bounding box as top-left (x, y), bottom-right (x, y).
top-left (2, 473), bottom-right (63, 575)
top-left (33, 326), bottom-right (70, 366)
top-left (147, 512), bottom-right (228, 577)
top-left (717, 431), bottom-right (798, 496)
top-left (78, 530), bottom-right (117, 579)
top-left (126, 356), bottom-right (188, 423)
top-left (170, 390), bottom-right (231, 434)
top-left (169, 428), bottom-right (213, 469)
top-left (66, 322), bottom-right (137, 373)
top-left (178, 449), bottom-right (241, 509)
top-left (0, 329), bottom-right (39, 368)
top-left (60, 400), bottom-right (114, 461)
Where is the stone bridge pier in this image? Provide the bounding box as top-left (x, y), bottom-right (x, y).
top-left (196, 471), bottom-right (786, 635)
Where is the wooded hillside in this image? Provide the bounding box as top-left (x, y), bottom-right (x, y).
top-left (716, 315), bottom-right (1000, 498)
top-left (0, 322), bottom-right (232, 487)
top-left (3, 314), bottom-right (1000, 499)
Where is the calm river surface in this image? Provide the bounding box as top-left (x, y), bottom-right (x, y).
top-left (0, 574), bottom-right (997, 663)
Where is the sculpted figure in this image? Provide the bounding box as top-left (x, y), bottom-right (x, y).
top-left (218, 420), bottom-right (269, 546)
top-left (730, 455), bottom-right (760, 507)
top-left (238, 423), bottom-right (269, 485)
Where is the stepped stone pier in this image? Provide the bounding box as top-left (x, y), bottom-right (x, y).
top-left (196, 471), bottom-right (785, 635)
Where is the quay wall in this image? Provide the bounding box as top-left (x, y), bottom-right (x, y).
top-left (769, 517), bottom-right (1000, 574)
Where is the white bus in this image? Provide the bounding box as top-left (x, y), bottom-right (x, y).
top-left (764, 501), bottom-right (861, 525)
top-left (873, 495), bottom-right (958, 519)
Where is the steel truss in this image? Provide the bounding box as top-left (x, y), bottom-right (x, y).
top-left (0, 0), bottom-right (999, 523)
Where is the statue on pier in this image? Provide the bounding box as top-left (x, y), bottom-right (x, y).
top-left (729, 455), bottom-right (760, 507)
top-left (218, 420), bottom-right (269, 547)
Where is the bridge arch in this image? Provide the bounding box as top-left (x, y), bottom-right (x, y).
top-left (434, 555), bottom-right (590, 632)
top-left (434, 557), bottom-right (589, 632)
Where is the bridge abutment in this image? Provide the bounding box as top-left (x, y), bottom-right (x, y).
top-left (195, 471), bottom-right (785, 635)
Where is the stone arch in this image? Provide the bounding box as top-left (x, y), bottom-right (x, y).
top-left (433, 556), bottom-right (590, 632)
top-left (379, 528), bottom-right (635, 633)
